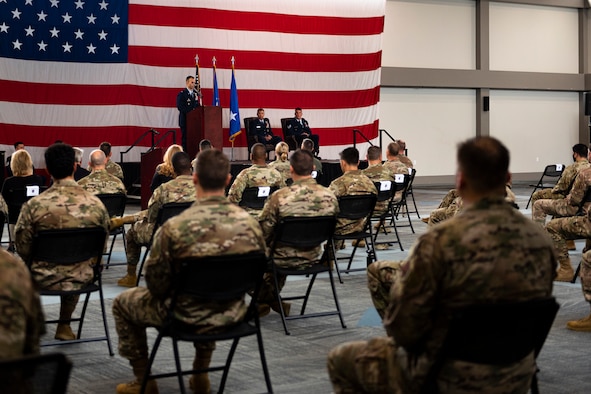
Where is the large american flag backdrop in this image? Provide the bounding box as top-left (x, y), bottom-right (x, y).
top-left (0, 0), bottom-right (385, 165)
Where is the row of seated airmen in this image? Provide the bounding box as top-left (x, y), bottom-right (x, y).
top-left (0, 136), bottom-right (564, 393)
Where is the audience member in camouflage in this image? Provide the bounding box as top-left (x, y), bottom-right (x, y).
top-left (228, 143), bottom-right (285, 217)
top-left (327, 137), bottom-right (557, 394)
top-left (329, 147), bottom-right (377, 235)
top-left (78, 149), bottom-right (126, 195)
top-left (567, 247), bottom-right (591, 331)
top-left (545, 215), bottom-right (591, 282)
top-left (0, 249), bottom-right (45, 359)
top-left (301, 138), bottom-right (323, 176)
top-left (362, 146), bottom-right (395, 216)
top-left (15, 143), bottom-right (109, 342)
top-left (269, 141), bottom-right (292, 182)
top-left (0, 194), bottom-right (7, 218)
top-left (396, 139), bottom-right (413, 169)
top-left (257, 150), bottom-right (338, 314)
top-left (117, 152), bottom-right (197, 288)
top-left (533, 163), bottom-right (591, 226)
top-left (113, 149), bottom-right (266, 394)
top-left (383, 141), bottom-right (409, 177)
top-left (531, 143), bottom-right (589, 205)
top-left (89, 141), bottom-right (124, 180)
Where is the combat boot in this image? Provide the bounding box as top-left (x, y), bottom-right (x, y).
top-left (555, 260), bottom-right (574, 282)
top-left (352, 239), bottom-right (365, 247)
top-left (189, 349), bottom-right (213, 394)
top-left (55, 324), bottom-right (76, 341)
top-left (118, 265), bottom-right (138, 288)
top-left (116, 359), bottom-right (159, 394)
top-left (55, 295), bottom-right (79, 340)
top-left (270, 301), bottom-right (291, 317)
top-left (257, 303), bottom-right (271, 317)
top-left (566, 314), bottom-right (591, 332)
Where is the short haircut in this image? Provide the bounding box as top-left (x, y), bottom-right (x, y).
top-left (99, 141), bottom-right (112, 157)
top-left (13, 141), bottom-right (24, 149)
top-left (172, 151), bottom-right (191, 175)
top-left (396, 140), bottom-right (406, 151)
top-left (257, 108), bottom-right (264, 113)
top-left (573, 143), bottom-right (588, 158)
top-left (199, 139), bottom-right (212, 152)
top-left (186, 75), bottom-right (194, 82)
top-left (10, 149), bottom-right (33, 176)
top-left (251, 143), bottom-right (267, 161)
top-left (301, 138), bottom-right (314, 152)
top-left (457, 136), bottom-right (509, 193)
top-left (387, 142), bottom-right (400, 157)
top-left (367, 146), bottom-right (382, 161)
top-left (45, 143), bottom-right (75, 180)
top-left (195, 149), bottom-right (230, 191)
top-left (89, 149), bottom-right (106, 167)
top-left (295, 107), bottom-right (302, 112)
top-left (339, 147), bottom-right (359, 165)
top-left (73, 147), bottom-right (84, 163)
top-left (290, 149), bottom-right (314, 176)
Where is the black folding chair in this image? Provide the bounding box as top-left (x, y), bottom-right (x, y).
top-left (96, 193), bottom-right (127, 268)
top-left (372, 176), bottom-right (409, 251)
top-left (270, 216), bottom-right (346, 335)
top-left (402, 168), bottom-right (420, 220)
top-left (331, 194), bottom-right (377, 283)
top-left (136, 201), bottom-right (193, 286)
top-left (3, 185), bottom-right (48, 247)
top-left (421, 297), bottom-right (559, 394)
top-left (239, 186), bottom-right (277, 210)
top-left (0, 352), bottom-right (72, 394)
top-left (526, 164), bottom-right (565, 209)
top-left (140, 252), bottom-right (273, 394)
top-left (29, 227), bottom-right (113, 356)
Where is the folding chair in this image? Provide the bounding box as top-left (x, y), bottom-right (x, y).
top-left (270, 216), bottom-right (346, 335)
top-left (136, 201), bottom-right (193, 286)
top-left (3, 185), bottom-right (48, 248)
top-left (0, 352), bottom-right (72, 394)
top-left (140, 252), bottom-right (273, 394)
top-left (29, 227), bottom-right (113, 356)
top-left (96, 193), bottom-right (127, 268)
top-left (372, 175), bottom-right (409, 251)
top-left (394, 169), bottom-right (416, 233)
top-left (526, 164), bottom-right (565, 209)
top-left (238, 186), bottom-right (277, 210)
top-left (331, 194), bottom-right (377, 283)
top-left (403, 168), bottom-right (420, 219)
top-left (421, 297), bottom-right (559, 394)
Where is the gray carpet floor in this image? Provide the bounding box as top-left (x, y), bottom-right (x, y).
top-left (4, 183), bottom-right (590, 393)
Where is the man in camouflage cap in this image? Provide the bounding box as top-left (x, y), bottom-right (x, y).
top-left (15, 143), bottom-right (110, 342)
top-left (227, 142), bottom-right (285, 217)
top-left (113, 149), bottom-right (267, 394)
top-left (117, 151), bottom-right (196, 287)
top-left (327, 136), bottom-right (557, 393)
top-left (257, 149), bottom-right (338, 317)
top-left (78, 149), bottom-right (126, 195)
top-left (0, 248), bottom-right (45, 359)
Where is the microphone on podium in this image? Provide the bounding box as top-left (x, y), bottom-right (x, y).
top-left (149, 128), bottom-right (160, 135)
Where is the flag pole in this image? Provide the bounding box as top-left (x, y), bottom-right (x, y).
top-left (194, 54), bottom-right (202, 106)
top-left (231, 56), bottom-right (235, 161)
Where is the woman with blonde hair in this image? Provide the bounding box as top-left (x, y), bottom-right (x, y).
top-left (150, 144), bottom-right (183, 192)
top-left (268, 141), bottom-right (291, 182)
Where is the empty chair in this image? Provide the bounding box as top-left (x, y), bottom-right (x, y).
top-left (269, 216), bottom-right (346, 335)
top-left (0, 352), bottom-right (73, 394)
top-left (239, 186), bottom-right (277, 210)
top-left (526, 164), bottom-right (565, 209)
top-left (140, 252), bottom-right (273, 394)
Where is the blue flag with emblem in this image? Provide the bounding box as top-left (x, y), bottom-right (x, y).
top-left (212, 63), bottom-right (220, 106)
top-left (229, 63), bottom-right (241, 141)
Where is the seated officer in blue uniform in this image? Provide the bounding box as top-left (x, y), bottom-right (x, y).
top-left (251, 108), bottom-right (282, 146)
top-left (287, 107), bottom-right (320, 157)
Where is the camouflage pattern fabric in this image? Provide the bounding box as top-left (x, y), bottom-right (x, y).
top-left (383, 158), bottom-right (409, 179)
top-left (329, 170), bottom-right (377, 235)
top-left (227, 164), bottom-right (285, 216)
top-left (399, 154), bottom-right (413, 169)
top-left (532, 166), bottom-right (591, 226)
top-left (328, 197), bottom-right (556, 393)
top-left (125, 174), bottom-right (196, 267)
top-left (77, 169), bottom-right (126, 195)
top-left (438, 189), bottom-right (459, 209)
top-left (546, 216), bottom-right (591, 277)
top-left (0, 249), bottom-right (45, 359)
top-left (105, 160), bottom-right (124, 180)
top-left (112, 195), bottom-right (266, 361)
top-left (580, 249), bottom-right (591, 303)
top-left (15, 179), bottom-right (110, 291)
top-left (268, 160), bottom-right (291, 183)
top-left (363, 163), bottom-right (395, 215)
top-left (257, 178), bottom-right (338, 304)
top-left (531, 160), bottom-right (590, 206)
top-left (0, 194), bottom-right (7, 217)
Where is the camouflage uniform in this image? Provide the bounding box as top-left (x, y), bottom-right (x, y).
top-left (438, 189), bottom-right (459, 209)
top-left (0, 249), bottom-right (45, 359)
top-left (105, 160), bottom-right (124, 180)
top-left (363, 163), bottom-right (395, 216)
top-left (383, 158), bottom-right (409, 179)
top-left (328, 197), bottom-right (556, 393)
top-left (268, 160), bottom-right (291, 183)
top-left (531, 159), bottom-right (589, 206)
top-left (125, 175), bottom-right (196, 269)
top-left (77, 169), bottom-right (126, 195)
top-left (580, 249), bottom-right (591, 304)
top-left (0, 194), bottom-right (7, 217)
top-left (15, 179), bottom-right (110, 291)
top-left (329, 170), bottom-right (377, 235)
top-left (227, 164), bottom-right (285, 216)
top-left (532, 166), bottom-right (591, 226)
top-left (112, 196), bottom-right (266, 361)
top-left (257, 178), bottom-right (338, 303)
top-left (399, 154), bottom-right (413, 169)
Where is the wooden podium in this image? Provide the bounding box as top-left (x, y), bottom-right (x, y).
top-left (186, 106), bottom-right (223, 159)
top-left (140, 148), bottom-right (164, 210)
